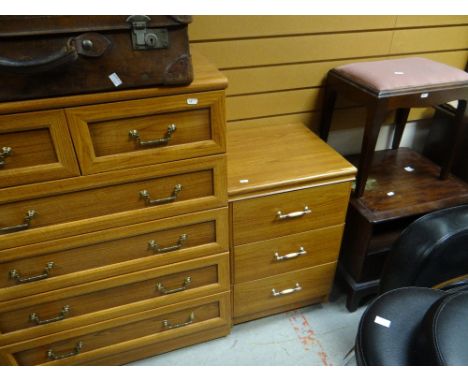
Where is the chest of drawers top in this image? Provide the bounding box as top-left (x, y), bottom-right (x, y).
top-left (227, 122), bottom-right (356, 200)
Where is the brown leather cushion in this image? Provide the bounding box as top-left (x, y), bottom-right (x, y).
top-left (333, 57), bottom-right (468, 94)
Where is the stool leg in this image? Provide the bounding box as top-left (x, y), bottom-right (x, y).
top-left (355, 105), bottom-right (389, 198)
top-left (391, 108), bottom-right (410, 149)
top-left (439, 100), bottom-right (467, 179)
top-left (319, 85), bottom-right (337, 141)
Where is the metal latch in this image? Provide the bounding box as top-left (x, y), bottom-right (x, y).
top-left (126, 15), bottom-right (169, 50)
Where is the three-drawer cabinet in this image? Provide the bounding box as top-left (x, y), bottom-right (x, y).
top-left (0, 52), bottom-right (231, 365)
top-left (227, 123), bottom-right (356, 324)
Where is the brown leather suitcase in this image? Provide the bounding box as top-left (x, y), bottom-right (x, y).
top-left (0, 15), bottom-right (193, 101)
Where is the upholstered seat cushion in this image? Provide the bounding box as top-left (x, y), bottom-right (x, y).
top-left (355, 287), bottom-right (446, 366)
top-left (333, 57), bottom-right (468, 94)
top-left (421, 291), bottom-right (468, 366)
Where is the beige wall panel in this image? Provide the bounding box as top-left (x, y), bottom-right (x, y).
top-left (226, 89), bottom-right (321, 121)
top-left (409, 50), bottom-right (468, 69)
top-left (324, 108), bottom-right (433, 131)
top-left (390, 26), bottom-right (468, 54)
top-left (227, 108), bottom-right (366, 131)
top-left (227, 106), bottom-right (434, 132)
top-left (190, 16), bottom-right (397, 41)
top-left (227, 88), bottom-right (435, 123)
top-left (395, 16), bottom-right (468, 28)
top-left (227, 112), bottom-right (316, 130)
top-left (192, 31), bottom-right (394, 69)
top-left (223, 50), bottom-right (468, 96)
top-left (224, 57), bottom-right (373, 96)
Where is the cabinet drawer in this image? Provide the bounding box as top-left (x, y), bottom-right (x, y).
top-left (0, 209), bottom-right (229, 301)
top-left (232, 182), bottom-right (351, 245)
top-left (0, 110), bottom-right (79, 188)
top-left (233, 262), bottom-right (336, 321)
top-left (4, 292), bottom-right (230, 365)
top-left (66, 91), bottom-right (226, 174)
top-left (234, 225), bottom-right (343, 283)
top-left (0, 254), bottom-right (229, 342)
top-left (0, 156), bottom-right (227, 250)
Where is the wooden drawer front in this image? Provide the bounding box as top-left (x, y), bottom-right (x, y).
top-left (66, 91), bottom-right (226, 174)
top-left (0, 110), bottom-right (79, 188)
top-left (233, 262), bottom-right (336, 320)
top-left (7, 293), bottom-right (230, 365)
top-left (0, 254), bottom-right (229, 339)
top-left (232, 182), bottom-right (351, 245)
top-left (0, 163), bottom-right (221, 250)
top-left (0, 209), bottom-right (229, 301)
top-left (234, 225), bottom-right (344, 283)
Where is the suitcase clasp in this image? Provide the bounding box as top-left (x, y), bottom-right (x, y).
top-left (126, 15), bottom-right (169, 50)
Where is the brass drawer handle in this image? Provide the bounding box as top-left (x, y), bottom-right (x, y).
top-left (47, 341), bottom-right (83, 361)
top-left (162, 312), bottom-right (195, 330)
top-left (129, 123), bottom-right (176, 147)
top-left (276, 206), bottom-right (311, 220)
top-left (157, 276), bottom-right (192, 295)
top-left (9, 261), bottom-right (55, 284)
top-left (274, 247), bottom-right (307, 261)
top-left (30, 305), bottom-right (70, 325)
top-left (0, 209), bottom-right (37, 235)
top-left (148, 234), bottom-right (188, 253)
top-left (140, 184), bottom-right (182, 206)
top-left (272, 283), bottom-right (302, 297)
top-left (0, 146), bottom-right (12, 168)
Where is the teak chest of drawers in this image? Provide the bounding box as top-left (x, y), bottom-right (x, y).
top-left (0, 52), bottom-right (231, 365)
top-left (227, 123), bottom-right (356, 324)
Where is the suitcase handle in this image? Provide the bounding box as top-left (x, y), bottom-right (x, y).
top-left (0, 41), bottom-right (78, 74)
top-left (0, 33), bottom-right (111, 74)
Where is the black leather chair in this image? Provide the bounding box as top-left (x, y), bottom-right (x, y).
top-left (355, 205), bottom-right (468, 366)
top-left (418, 290), bottom-right (468, 366)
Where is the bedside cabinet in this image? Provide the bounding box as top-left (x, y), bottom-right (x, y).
top-left (0, 52), bottom-right (231, 365)
top-left (227, 123), bottom-right (356, 324)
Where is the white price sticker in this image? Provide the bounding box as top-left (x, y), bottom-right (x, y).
top-left (187, 98), bottom-right (199, 105)
top-left (374, 315), bottom-right (391, 328)
top-left (108, 73), bottom-right (123, 87)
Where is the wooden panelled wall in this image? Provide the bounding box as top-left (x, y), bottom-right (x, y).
top-left (189, 16), bottom-right (468, 136)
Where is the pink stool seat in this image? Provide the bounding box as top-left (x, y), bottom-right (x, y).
top-left (333, 57), bottom-right (468, 96)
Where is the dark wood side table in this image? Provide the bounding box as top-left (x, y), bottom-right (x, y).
top-left (337, 148), bottom-right (468, 311)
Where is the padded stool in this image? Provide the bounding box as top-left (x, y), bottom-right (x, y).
top-left (319, 57), bottom-right (468, 197)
